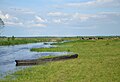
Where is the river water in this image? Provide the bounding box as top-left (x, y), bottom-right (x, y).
top-left (0, 42), bottom-right (69, 78)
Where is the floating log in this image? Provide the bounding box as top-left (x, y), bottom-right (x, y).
top-left (15, 54), bottom-right (78, 66)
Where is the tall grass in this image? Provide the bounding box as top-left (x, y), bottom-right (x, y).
top-left (0, 37), bottom-right (80, 46)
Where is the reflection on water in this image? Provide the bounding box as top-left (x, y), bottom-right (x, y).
top-left (0, 42), bottom-right (69, 78)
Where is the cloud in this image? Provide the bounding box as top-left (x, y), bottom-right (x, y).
top-left (68, 12), bottom-right (120, 29)
top-left (48, 12), bottom-right (67, 16)
top-left (71, 12), bottom-right (120, 23)
top-left (47, 12), bottom-right (71, 25)
top-left (47, 12), bottom-right (93, 25)
top-left (0, 10), bottom-right (47, 27)
top-left (0, 10), bottom-right (23, 26)
top-left (5, 21), bottom-right (23, 26)
top-left (53, 19), bottom-right (62, 23)
top-left (47, 11), bottom-right (117, 24)
top-left (0, 11), bottom-right (18, 20)
top-left (47, 11), bottom-right (120, 30)
top-left (1, 8), bottom-right (120, 30)
top-left (9, 7), bottom-right (36, 14)
top-left (66, 0), bottom-right (120, 8)
top-left (72, 13), bottom-right (92, 22)
top-left (35, 15), bottom-right (46, 22)
top-left (26, 16), bottom-right (47, 27)
top-left (0, 11), bottom-right (6, 19)
top-left (29, 23), bottom-right (46, 27)
top-left (25, 19), bottom-right (47, 28)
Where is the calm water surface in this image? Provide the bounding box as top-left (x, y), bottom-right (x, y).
top-left (0, 42), bottom-right (69, 78)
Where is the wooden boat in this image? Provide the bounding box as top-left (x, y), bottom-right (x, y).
top-left (15, 54), bottom-right (78, 66)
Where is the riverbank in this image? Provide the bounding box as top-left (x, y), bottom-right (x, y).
top-left (1, 36), bottom-right (119, 46)
top-left (0, 37), bottom-right (79, 46)
top-left (1, 39), bottom-right (120, 82)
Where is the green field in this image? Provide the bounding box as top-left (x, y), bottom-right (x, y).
top-left (0, 37), bottom-right (79, 46)
top-left (1, 38), bottom-right (120, 82)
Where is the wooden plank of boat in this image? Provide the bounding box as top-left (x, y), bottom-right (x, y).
top-left (15, 54), bottom-right (78, 66)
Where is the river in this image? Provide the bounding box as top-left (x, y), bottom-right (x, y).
top-left (0, 42), bottom-right (69, 78)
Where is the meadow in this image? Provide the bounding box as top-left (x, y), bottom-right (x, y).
top-left (1, 38), bottom-right (120, 82)
top-left (0, 37), bottom-right (80, 46)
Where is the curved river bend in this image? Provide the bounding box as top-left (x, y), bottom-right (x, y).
top-left (0, 42), bottom-right (69, 78)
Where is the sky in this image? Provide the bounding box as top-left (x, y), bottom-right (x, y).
top-left (0, 0), bottom-right (120, 37)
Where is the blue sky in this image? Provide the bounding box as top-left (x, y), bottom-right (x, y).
top-left (0, 0), bottom-right (120, 37)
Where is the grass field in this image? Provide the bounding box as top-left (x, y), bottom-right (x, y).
top-left (0, 37), bottom-right (80, 46)
top-left (1, 39), bottom-right (120, 82)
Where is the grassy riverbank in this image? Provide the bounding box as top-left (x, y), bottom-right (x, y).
top-left (1, 39), bottom-right (120, 82)
top-left (0, 37), bottom-right (79, 46)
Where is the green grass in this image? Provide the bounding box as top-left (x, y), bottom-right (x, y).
top-left (31, 47), bottom-right (70, 52)
top-left (1, 39), bottom-right (120, 82)
top-left (31, 40), bottom-right (95, 52)
top-left (0, 38), bottom-right (41, 46)
top-left (0, 37), bottom-right (80, 46)
top-left (0, 39), bottom-right (37, 46)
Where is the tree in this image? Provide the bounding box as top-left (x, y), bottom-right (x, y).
top-left (0, 18), bottom-right (5, 35)
top-left (12, 36), bottom-right (15, 40)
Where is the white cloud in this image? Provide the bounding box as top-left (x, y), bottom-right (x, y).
top-left (0, 11), bottom-right (6, 19)
top-left (48, 12), bottom-right (67, 16)
top-left (5, 21), bottom-right (23, 26)
top-left (47, 12), bottom-right (71, 24)
top-left (72, 13), bottom-right (92, 21)
top-left (66, 0), bottom-right (120, 8)
top-left (26, 16), bottom-right (47, 27)
top-left (10, 7), bottom-right (35, 14)
top-left (29, 23), bottom-right (47, 27)
top-left (0, 10), bottom-right (23, 26)
top-left (35, 15), bottom-right (46, 22)
top-left (0, 10), bottom-right (47, 27)
top-left (68, 12), bottom-right (120, 29)
top-left (25, 19), bottom-right (47, 27)
top-left (47, 12), bottom-right (94, 24)
top-left (0, 11), bottom-right (9, 20)
top-left (47, 11), bottom-right (120, 29)
top-left (1, 9), bottom-right (120, 29)
top-left (99, 12), bottom-right (120, 16)
top-left (0, 11), bottom-right (18, 20)
top-left (53, 19), bottom-right (61, 23)
top-left (71, 12), bottom-right (120, 22)
top-left (47, 11), bottom-right (115, 24)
